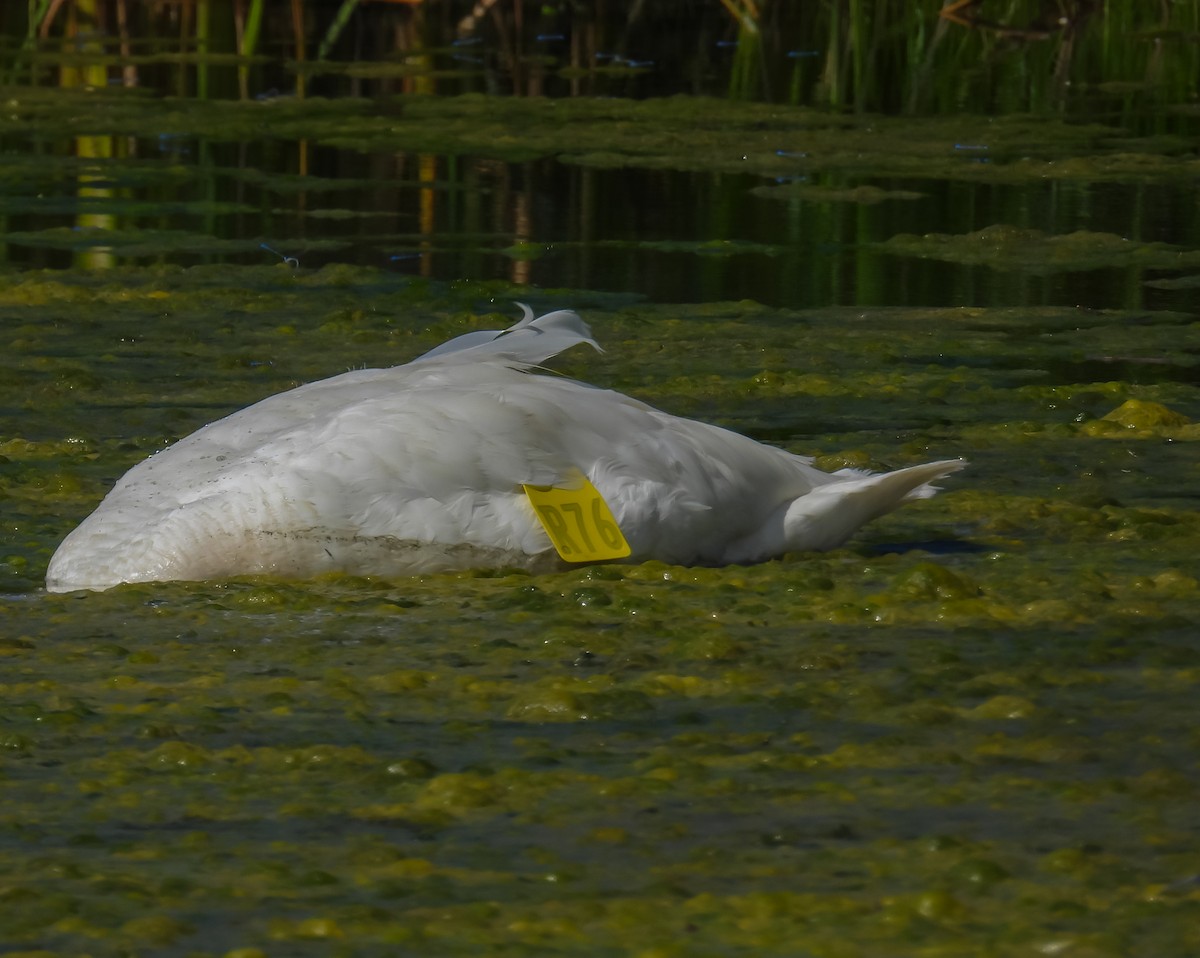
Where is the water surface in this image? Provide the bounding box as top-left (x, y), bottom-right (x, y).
top-left (1, 7), bottom-right (1199, 955)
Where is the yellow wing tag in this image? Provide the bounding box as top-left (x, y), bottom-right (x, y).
top-left (523, 475), bottom-right (631, 562)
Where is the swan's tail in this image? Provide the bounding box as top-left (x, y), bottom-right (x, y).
top-left (782, 458), bottom-right (966, 552)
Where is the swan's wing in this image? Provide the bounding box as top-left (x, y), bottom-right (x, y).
top-left (97, 308), bottom-right (600, 470)
top-left (411, 305), bottom-right (601, 366)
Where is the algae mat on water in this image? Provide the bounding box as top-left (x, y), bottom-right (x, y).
top-left (2, 264), bottom-right (1200, 956)
top-left (4, 86), bottom-right (1199, 183)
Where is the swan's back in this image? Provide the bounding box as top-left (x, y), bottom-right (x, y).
top-left (46, 309), bottom-right (963, 592)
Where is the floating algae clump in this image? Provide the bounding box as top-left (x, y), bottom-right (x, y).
top-left (1080, 399), bottom-right (1197, 438)
top-left (1102, 399), bottom-right (1191, 430)
top-left (881, 224), bottom-right (1200, 274)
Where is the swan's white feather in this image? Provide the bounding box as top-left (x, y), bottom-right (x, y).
top-left (45, 308), bottom-right (965, 592)
top-left (411, 304), bottom-right (600, 364)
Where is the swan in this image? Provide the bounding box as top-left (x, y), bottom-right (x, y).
top-left (45, 307), bottom-right (965, 593)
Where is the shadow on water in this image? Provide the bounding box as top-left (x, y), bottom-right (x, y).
top-left (862, 538), bottom-right (992, 557)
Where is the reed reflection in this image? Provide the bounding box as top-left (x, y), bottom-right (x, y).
top-left (74, 133), bottom-right (118, 269)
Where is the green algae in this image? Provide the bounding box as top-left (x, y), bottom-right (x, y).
top-left (1, 262), bottom-right (1199, 955)
top-left (1096, 398), bottom-right (1193, 432)
top-left (881, 224), bottom-right (1200, 274)
top-left (0, 226), bottom-right (351, 258)
top-left (750, 182), bottom-right (926, 205)
top-left (3, 86), bottom-right (1199, 188)
top-left (3, 86), bottom-right (1197, 317)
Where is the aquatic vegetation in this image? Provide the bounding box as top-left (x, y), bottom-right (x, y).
top-left (2, 261), bottom-right (1199, 954)
top-left (1, 86), bottom-right (1197, 317)
top-left (2, 87), bottom-right (1197, 187)
top-left (881, 224), bottom-right (1200, 274)
top-left (9, 0), bottom-right (1200, 114)
top-left (1, 225), bottom-right (351, 258)
top-left (751, 182), bottom-right (926, 204)
top-left (0, 19), bottom-right (1198, 949)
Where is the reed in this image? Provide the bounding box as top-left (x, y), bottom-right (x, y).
top-left (1, 0), bottom-right (1197, 116)
top-left (237, 0), bottom-right (265, 97)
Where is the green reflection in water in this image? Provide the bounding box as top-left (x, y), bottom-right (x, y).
top-left (0, 88), bottom-right (1197, 312)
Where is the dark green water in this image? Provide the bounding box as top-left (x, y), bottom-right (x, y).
top-left (3, 89), bottom-right (1198, 312)
top-left (2, 5), bottom-right (1200, 955)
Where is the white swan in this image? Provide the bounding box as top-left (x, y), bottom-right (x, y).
top-left (45, 307), bottom-right (965, 593)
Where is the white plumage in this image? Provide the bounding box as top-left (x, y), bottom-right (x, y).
top-left (45, 307), bottom-right (964, 593)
